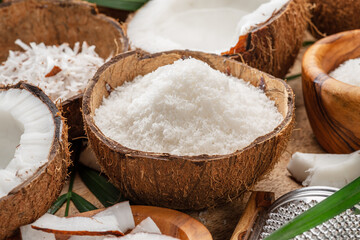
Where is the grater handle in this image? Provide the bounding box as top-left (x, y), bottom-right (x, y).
top-left (230, 191), bottom-right (275, 240)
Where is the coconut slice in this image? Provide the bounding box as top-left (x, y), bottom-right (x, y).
top-left (126, 0), bottom-right (309, 77)
top-left (105, 233), bottom-right (179, 240)
top-left (130, 217), bottom-right (161, 235)
top-left (0, 82), bottom-right (69, 239)
top-left (20, 224), bottom-right (56, 240)
top-left (287, 151), bottom-right (360, 188)
top-left (31, 213), bottom-right (123, 236)
top-left (79, 144), bottom-right (102, 172)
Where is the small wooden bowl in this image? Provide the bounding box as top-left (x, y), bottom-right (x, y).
top-left (302, 29), bottom-right (360, 153)
top-left (0, 0), bottom-right (128, 140)
top-left (83, 50), bottom-right (295, 210)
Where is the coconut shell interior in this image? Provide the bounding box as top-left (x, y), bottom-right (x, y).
top-left (0, 0), bottom-right (129, 139)
top-left (0, 82), bottom-right (70, 239)
top-left (83, 50), bottom-right (295, 210)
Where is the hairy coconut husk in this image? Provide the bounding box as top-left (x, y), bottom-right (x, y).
top-left (309, 0), bottom-right (360, 38)
top-left (0, 0), bottom-right (129, 140)
top-left (124, 0), bottom-right (309, 78)
top-left (0, 82), bottom-right (70, 239)
top-left (82, 50), bottom-right (295, 210)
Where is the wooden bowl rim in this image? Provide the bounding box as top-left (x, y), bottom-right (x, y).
top-left (71, 205), bottom-right (213, 240)
top-left (302, 29), bottom-right (360, 90)
top-left (83, 50), bottom-right (294, 162)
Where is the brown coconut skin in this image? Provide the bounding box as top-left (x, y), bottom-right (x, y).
top-left (83, 50), bottom-right (295, 210)
top-left (124, 0), bottom-right (309, 79)
top-left (0, 0), bottom-right (129, 140)
top-left (0, 82), bottom-right (70, 239)
top-left (302, 30), bottom-right (360, 153)
top-left (309, 0), bottom-right (360, 38)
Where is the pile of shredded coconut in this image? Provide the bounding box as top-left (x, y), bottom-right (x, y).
top-left (329, 57), bottom-right (360, 86)
top-left (94, 58), bottom-right (283, 156)
top-left (0, 39), bottom-right (106, 101)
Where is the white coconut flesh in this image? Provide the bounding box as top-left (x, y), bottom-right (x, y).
top-left (127, 0), bottom-right (289, 54)
top-left (130, 217), bottom-right (161, 235)
top-left (94, 58), bottom-right (283, 156)
top-left (287, 150), bottom-right (360, 188)
top-left (0, 88), bottom-right (54, 198)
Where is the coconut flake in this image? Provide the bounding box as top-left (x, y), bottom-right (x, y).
top-left (0, 88), bottom-right (54, 198)
top-left (130, 217), bottom-right (161, 235)
top-left (329, 57), bottom-right (360, 86)
top-left (0, 40), bottom-right (106, 101)
top-left (94, 58), bottom-right (283, 156)
top-left (20, 224), bottom-right (56, 240)
top-left (127, 0), bottom-right (288, 54)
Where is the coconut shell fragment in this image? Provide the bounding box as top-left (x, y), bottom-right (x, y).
top-left (0, 0), bottom-right (129, 140)
top-left (309, 0), bottom-right (360, 38)
top-left (0, 82), bottom-right (70, 239)
top-left (83, 50), bottom-right (295, 210)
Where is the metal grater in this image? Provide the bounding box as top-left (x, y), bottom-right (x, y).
top-left (248, 187), bottom-right (360, 240)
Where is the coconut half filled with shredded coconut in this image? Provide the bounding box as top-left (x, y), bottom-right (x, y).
top-left (125, 0), bottom-right (309, 78)
top-left (0, 82), bottom-right (70, 239)
top-left (0, 0), bottom-right (128, 139)
top-left (83, 50), bottom-right (295, 209)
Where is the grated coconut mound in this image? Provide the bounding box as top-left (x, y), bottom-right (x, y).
top-left (94, 58), bottom-right (283, 156)
top-left (0, 40), bottom-right (106, 101)
top-left (329, 57), bottom-right (360, 87)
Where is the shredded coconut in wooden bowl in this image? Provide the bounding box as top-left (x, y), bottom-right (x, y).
top-left (94, 58), bottom-right (283, 156)
top-left (329, 57), bottom-right (360, 86)
top-left (0, 40), bottom-right (106, 101)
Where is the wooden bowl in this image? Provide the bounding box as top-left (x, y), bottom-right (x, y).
top-left (0, 0), bottom-right (128, 140)
top-left (83, 50), bottom-right (295, 210)
top-left (9, 205), bottom-right (213, 240)
top-left (302, 29), bottom-right (360, 153)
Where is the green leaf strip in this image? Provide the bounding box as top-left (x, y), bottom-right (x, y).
top-left (286, 73), bottom-right (301, 81)
top-left (86, 0), bottom-right (148, 11)
top-left (48, 194), bottom-right (67, 215)
top-left (64, 169), bottom-right (76, 217)
top-left (79, 165), bottom-right (122, 208)
top-left (265, 176), bottom-right (360, 240)
top-left (71, 192), bottom-right (98, 213)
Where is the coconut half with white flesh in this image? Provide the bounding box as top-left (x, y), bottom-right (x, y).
top-left (125, 0), bottom-right (309, 78)
top-left (0, 0), bottom-right (128, 140)
top-left (0, 82), bottom-right (70, 239)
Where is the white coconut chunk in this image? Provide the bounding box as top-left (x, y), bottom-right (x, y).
top-left (69, 236), bottom-right (109, 240)
top-left (104, 232), bottom-right (179, 240)
top-left (0, 40), bottom-right (106, 102)
top-left (94, 58), bottom-right (283, 156)
top-left (79, 145), bottom-right (101, 171)
top-left (287, 150), bottom-right (360, 188)
top-left (0, 89), bottom-right (54, 198)
top-left (31, 213), bottom-right (123, 235)
top-left (94, 201), bottom-right (135, 234)
top-left (329, 57), bottom-right (360, 86)
top-left (127, 0), bottom-right (288, 54)
top-left (20, 224), bottom-right (56, 240)
top-left (130, 217), bottom-right (161, 234)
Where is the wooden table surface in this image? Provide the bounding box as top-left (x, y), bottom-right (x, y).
top-left (56, 33), bottom-right (325, 240)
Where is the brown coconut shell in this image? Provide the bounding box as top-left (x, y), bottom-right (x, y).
top-left (82, 50), bottom-right (295, 210)
top-left (302, 30), bottom-right (360, 153)
top-left (309, 0), bottom-right (360, 38)
top-left (0, 82), bottom-right (70, 239)
top-left (124, 0), bottom-right (309, 79)
top-left (0, 0), bottom-right (129, 140)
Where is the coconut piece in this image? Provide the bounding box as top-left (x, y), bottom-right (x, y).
top-left (130, 217), bottom-right (161, 235)
top-left (83, 50), bottom-right (295, 209)
top-left (125, 0), bottom-right (309, 78)
top-left (0, 82), bottom-right (70, 239)
top-left (309, 0), bottom-right (360, 38)
top-left (0, 0), bottom-right (129, 139)
top-left (287, 151), bottom-right (360, 188)
top-left (31, 213), bottom-right (124, 236)
top-left (94, 201), bottom-right (135, 234)
top-left (104, 232), bottom-right (179, 240)
top-left (20, 224), bottom-right (56, 240)
top-left (79, 144), bottom-right (102, 171)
